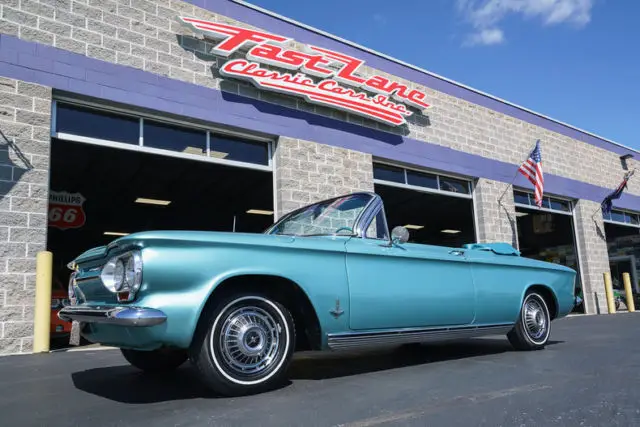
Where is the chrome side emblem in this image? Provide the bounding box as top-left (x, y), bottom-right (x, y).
top-left (330, 299), bottom-right (344, 319)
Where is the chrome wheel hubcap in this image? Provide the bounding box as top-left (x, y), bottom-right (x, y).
top-left (524, 297), bottom-right (547, 341)
top-left (219, 306), bottom-right (281, 376)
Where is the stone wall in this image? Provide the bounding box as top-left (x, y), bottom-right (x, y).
top-left (0, 77), bottom-right (51, 355)
top-left (0, 0), bottom-right (636, 197)
top-left (573, 199), bottom-right (610, 314)
top-left (274, 137), bottom-right (373, 219)
top-left (473, 178), bottom-right (518, 247)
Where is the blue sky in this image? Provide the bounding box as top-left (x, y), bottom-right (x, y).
top-left (245, 0), bottom-right (639, 150)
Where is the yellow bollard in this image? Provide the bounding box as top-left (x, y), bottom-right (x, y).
top-left (603, 271), bottom-right (616, 314)
top-left (32, 251), bottom-right (53, 353)
top-left (622, 272), bottom-right (636, 312)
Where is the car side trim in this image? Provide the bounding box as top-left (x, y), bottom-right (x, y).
top-left (58, 305), bottom-right (167, 327)
top-left (326, 323), bottom-right (514, 350)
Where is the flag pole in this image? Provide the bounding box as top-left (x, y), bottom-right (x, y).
top-left (497, 140), bottom-right (539, 204)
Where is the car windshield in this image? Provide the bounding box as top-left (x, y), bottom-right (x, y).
top-left (266, 193), bottom-right (373, 236)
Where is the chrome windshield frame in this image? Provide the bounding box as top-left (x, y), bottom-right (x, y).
top-left (264, 192), bottom-right (384, 238)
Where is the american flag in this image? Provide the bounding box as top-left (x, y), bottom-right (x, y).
top-left (518, 140), bottom-right (544, 207)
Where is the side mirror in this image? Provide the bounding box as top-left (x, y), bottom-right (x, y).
top-left (391, 226), bottom-right (409, 244)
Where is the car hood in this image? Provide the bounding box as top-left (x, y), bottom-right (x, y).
top-left (71, 231), bottom-right (301, 266)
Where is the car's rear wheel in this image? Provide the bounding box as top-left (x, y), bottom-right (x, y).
top-left (507, 291), bottom-right (551, 351)
top-left (190, 293), bottom-right (295, 397)
top-left (121, 348), bottom-right (188, 372)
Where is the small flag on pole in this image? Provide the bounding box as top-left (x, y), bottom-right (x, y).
top-left (518, 140), bottom-right (544, 207)
top-left (602, 170), bottom-right (635, 215)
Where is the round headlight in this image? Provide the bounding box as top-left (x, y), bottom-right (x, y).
top-left (100, 250), bottom-right (143, 296)
top-left (113, 259), bottom-right (126, 291)
top-left (125, 256), bottom-right (135, 286)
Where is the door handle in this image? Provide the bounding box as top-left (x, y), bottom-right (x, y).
top-left (449, 250), bottom-right (465, 256)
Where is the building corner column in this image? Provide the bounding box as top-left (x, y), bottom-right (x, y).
top-left (473, 178), bottom-right (518, 247)
top-left (0, 78), bottom-right (52, 355)
top-left (573, 199), bottom-right (609, 315)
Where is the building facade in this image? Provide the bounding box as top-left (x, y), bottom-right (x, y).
top-left (1, 0), bottom-right (639, 355)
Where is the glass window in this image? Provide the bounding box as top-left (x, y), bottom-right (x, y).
top-left (210, 135), bottom-right (269, 165)
top-left (630, 215), bottom-right (640, 226)
top-left (268, 194), bottom-right (372, 236)
top-left (56, 103), bottom-right (139, 145)
top-left (366, 209), bottom-right (390, 240)
top-left (541, 197), bottom-right (551, 209)
top-left (407, 170), bottom-right (438, 189)
top-left (373, 164), bottom-right (405, 183)
top-left (611, 210), bottom-right (626, 223)
top-left (439, 177), bottom-right (470, 194)
top-left (144, 120), bottom-right (206, 155)
top-left (550, 198), bottom-right (571, 212)
top-left (514, 191), bottom-right (530, 205)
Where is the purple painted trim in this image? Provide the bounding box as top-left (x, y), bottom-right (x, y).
top-left (186, 0), bottom-right (634, 158)
top-left (1, 34), bottom-right (639, 213)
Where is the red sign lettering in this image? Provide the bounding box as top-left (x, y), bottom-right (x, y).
top-left (178, 17), bottom-right (432, 126)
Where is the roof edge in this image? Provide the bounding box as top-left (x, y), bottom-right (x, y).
top-left (230, 0), bottom-right (637, 156)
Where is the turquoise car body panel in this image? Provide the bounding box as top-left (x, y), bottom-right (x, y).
top-left (66, 193), bottom-right (577, 352)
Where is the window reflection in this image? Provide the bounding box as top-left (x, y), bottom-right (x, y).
top-left (210, 135), bottom-right (269, 165)
top-left (373, 164), bottom-right (405, 183)
top-left (144, 120), bottom-right (206, 156)
top-left (439, 177), bottom-right (469, 194)
top-left (514, 191), bottom-right (530, 205)
top-left (56, 103), bottom-right (139, 145)
top-left (407, 171), bottom-right (437, 189)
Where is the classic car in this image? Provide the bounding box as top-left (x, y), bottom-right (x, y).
top-left (59, 192), bottom-right (578, 396)
top-left (51, 283), bottom-right (72, 337)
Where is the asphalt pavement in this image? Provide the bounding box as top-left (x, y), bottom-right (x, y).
top-left (2, 313), bottom-right (640, 427)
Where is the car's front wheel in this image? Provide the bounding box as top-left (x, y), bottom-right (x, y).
top-left (190, 293), bottom-right (295, 397)
top-left (121, 348), bottom-right (188, 372)
top-left (507, 291), bottom-right (551, 351)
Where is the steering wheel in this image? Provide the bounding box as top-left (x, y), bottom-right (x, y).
top-left (335, 226), bottom-right (354, 235)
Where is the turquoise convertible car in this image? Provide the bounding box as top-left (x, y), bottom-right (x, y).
top-left (59, 192), bottom-right (577, 396)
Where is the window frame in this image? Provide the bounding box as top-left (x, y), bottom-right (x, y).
top-left (513, 189), bottom-right (573, 216)
top-left (373, 161), bottom-right (473, 200)
top-left (51, 97), bottom-right (274, 173)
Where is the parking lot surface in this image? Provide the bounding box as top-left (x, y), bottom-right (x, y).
top-left (1, 313), bottom-right (640, 427)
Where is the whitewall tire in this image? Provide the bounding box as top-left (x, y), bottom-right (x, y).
top-left (507, 291), bottom-right (551, 351)
top-left (190, 293), bottom-right (295, 396)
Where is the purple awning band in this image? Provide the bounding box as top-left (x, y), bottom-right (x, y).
top-left (1, 33), bottom-right (639, 211)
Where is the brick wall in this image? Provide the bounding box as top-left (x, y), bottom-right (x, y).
top-left (474, 178), bottom-right (518, 246)
top-left (573, 199), bottom-right (609, 314)
top-left (0, 0), bottom-right (636, 198)
top-left (0, 77), bottom-right (51, 355)
top-left (274, 137), bottom-right (373, 219)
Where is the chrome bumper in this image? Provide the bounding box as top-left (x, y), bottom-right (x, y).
top-left (58, 305), bottom-right (167, 327)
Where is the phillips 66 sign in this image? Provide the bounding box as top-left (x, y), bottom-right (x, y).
top-left (178, 17), bottom-right (432, 127)
top-left (48, 191), bottom-right (86, 230)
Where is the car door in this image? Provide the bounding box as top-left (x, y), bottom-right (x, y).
top-left (344, 236), bottom-right (477, 331)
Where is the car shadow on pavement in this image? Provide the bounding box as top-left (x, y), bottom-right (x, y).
top-left (72, 365), bottom-right (223, 403)
top-left (289, 337), bottom-right (562, 380)
top-left (71, 337), bottom-right (563, 403)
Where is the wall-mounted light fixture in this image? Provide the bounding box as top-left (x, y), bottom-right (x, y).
top-left (620, 153), bottom-right (634, 170)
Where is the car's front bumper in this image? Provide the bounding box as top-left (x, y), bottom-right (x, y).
top-left (58, 305), bottom-right (167, 327)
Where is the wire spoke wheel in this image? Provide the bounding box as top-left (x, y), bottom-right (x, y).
top-left (217, 305), bottom-right (282, 378)
top-left (523, 297), bottom-right (547, 341)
